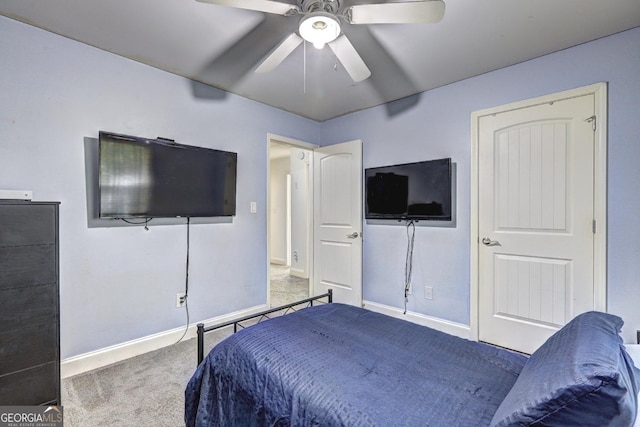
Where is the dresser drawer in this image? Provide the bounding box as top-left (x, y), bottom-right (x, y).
top-left (0, 204), bottom-right (56, 246)
top-left (0, 322), bottom-right (58, 376)
top-left (0, 284), bottom-right (58, 331)
top-left (0, 245), bottom-right (57, 290)
top-left (0, 362), bottom-right (59, 405)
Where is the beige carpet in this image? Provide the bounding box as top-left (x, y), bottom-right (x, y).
top-left (61, 329), bottom-right (229, 427)
top-left (61, 265), bottom-right (309, 426)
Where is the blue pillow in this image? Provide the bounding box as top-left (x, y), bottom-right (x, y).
top-left (491, 311), bottom-right (640, 426)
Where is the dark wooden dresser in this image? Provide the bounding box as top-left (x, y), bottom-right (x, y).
top-left (0, 200), bottom-right (60, 405)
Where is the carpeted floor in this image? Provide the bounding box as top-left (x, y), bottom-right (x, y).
top-left (61, 265), bottom-right (309, 426)
top-left (269, 263), bottom-right (309, 308)
top-left (61, 329), bottom-right (228, 426)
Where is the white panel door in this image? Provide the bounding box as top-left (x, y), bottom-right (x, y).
top-left (478, 94), bottom-right (597, 354)
top-left (313, 140), bottom-right (363, 306)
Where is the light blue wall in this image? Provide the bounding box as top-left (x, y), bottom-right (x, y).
top-left (320, 27), bottom-right (640, 342)
top-left (2, 12), bottom-right (639, 360)
top-left (0, 16), bottom-right (320, 358)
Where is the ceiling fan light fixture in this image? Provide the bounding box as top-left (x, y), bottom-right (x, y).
top-left (299, 12), bottom-right (341, 49)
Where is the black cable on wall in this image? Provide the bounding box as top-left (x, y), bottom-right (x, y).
top-left (403, 220), bottom-right (416, 314)
top-left (175, 217), bottom-right (191, 344)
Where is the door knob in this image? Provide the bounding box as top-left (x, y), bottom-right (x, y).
top-left (347, 232), bottom-right (360, 239)
top-left (481, 237), bottom-right (500, 246)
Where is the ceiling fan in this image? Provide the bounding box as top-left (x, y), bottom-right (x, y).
top-left (196, 0), bottom-right (445, 83)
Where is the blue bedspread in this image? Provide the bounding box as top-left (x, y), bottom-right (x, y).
top-left (185, 304), bottom-right (527, 426)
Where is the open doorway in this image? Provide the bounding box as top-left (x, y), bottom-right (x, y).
top-left (267, 135), bottom-right (316, 307)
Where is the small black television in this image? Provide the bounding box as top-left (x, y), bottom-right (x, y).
top-left (365, 158), bottom-right (452, 221)
top-left (98, 131), bottom-right (237, 218)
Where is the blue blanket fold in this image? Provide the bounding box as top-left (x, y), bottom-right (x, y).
top-left (185, 304), bottom-right (527, 426)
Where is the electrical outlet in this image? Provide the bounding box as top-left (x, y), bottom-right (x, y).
top-left (424, 286), bottom-right (433, 300)
top-left (176, 292), bottom-right (186, 308)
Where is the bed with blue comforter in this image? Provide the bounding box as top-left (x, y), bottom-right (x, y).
top-left (185, 303), bottom-right (639, 426)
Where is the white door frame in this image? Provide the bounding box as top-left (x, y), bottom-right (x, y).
top-left (469, 83), bottom-right (608, 341)
top-left (266, 133), bottom-right (318, 308)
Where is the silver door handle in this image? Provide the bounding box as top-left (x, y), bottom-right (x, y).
top-left (347, 232), bottom-right (361, 239)
top-left (481, 237), bottom-right (500, 246)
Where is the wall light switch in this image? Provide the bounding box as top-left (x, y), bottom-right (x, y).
top-left (424, 286), bottom-right (433, 300)
top-left (250, 202), bottom-right (257, 213)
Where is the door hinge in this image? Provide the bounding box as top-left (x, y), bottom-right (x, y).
top-left (585, 115), bottom-right (596, 131)
top-left (592, 219), bottom-right (597, 234)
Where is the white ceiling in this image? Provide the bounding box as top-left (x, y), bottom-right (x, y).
top-left (1, 0), bottom-right (639, 121)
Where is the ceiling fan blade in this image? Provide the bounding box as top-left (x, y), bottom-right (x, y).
top-left (347, 0), bottom-right (445, 24)
top-left (328, 35), bottom-right (371, 83)
top-left (255, 33), bottom-right (303, 73)
top-left (341, 24), bottom-right (421, 116)
top-left (196, 0), bottom-right (299, 16)
top-left (192, 14), bottom-right (296, 90)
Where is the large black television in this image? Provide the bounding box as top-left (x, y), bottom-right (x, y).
top-left (365, 158), bottom-right (452, 221)
top-left (98, 131), bottom-right (237, 218)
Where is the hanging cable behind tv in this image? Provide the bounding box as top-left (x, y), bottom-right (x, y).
top-left (403, 220), bottom-right (416, 314)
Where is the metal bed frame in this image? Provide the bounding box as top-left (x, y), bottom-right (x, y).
top-left (196, 290), bottom-right (333, 365)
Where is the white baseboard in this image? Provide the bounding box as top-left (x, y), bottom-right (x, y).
top-left (61, 303), bottom-right (268, 379)
top-left (289, 267), bottom-right (307, 279)
top-left (270, 258), bottom-right (287, 265)
top-left (363, 300), bottom-right (471, 339)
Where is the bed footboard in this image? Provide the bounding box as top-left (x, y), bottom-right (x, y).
top-left (196, 290), bottom-right (333, 365)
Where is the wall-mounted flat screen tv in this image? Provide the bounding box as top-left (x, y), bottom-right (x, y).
top-left (365, 158), bottom-right (452, 221)
top-left (99, 131), bottom-right (237, 218)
